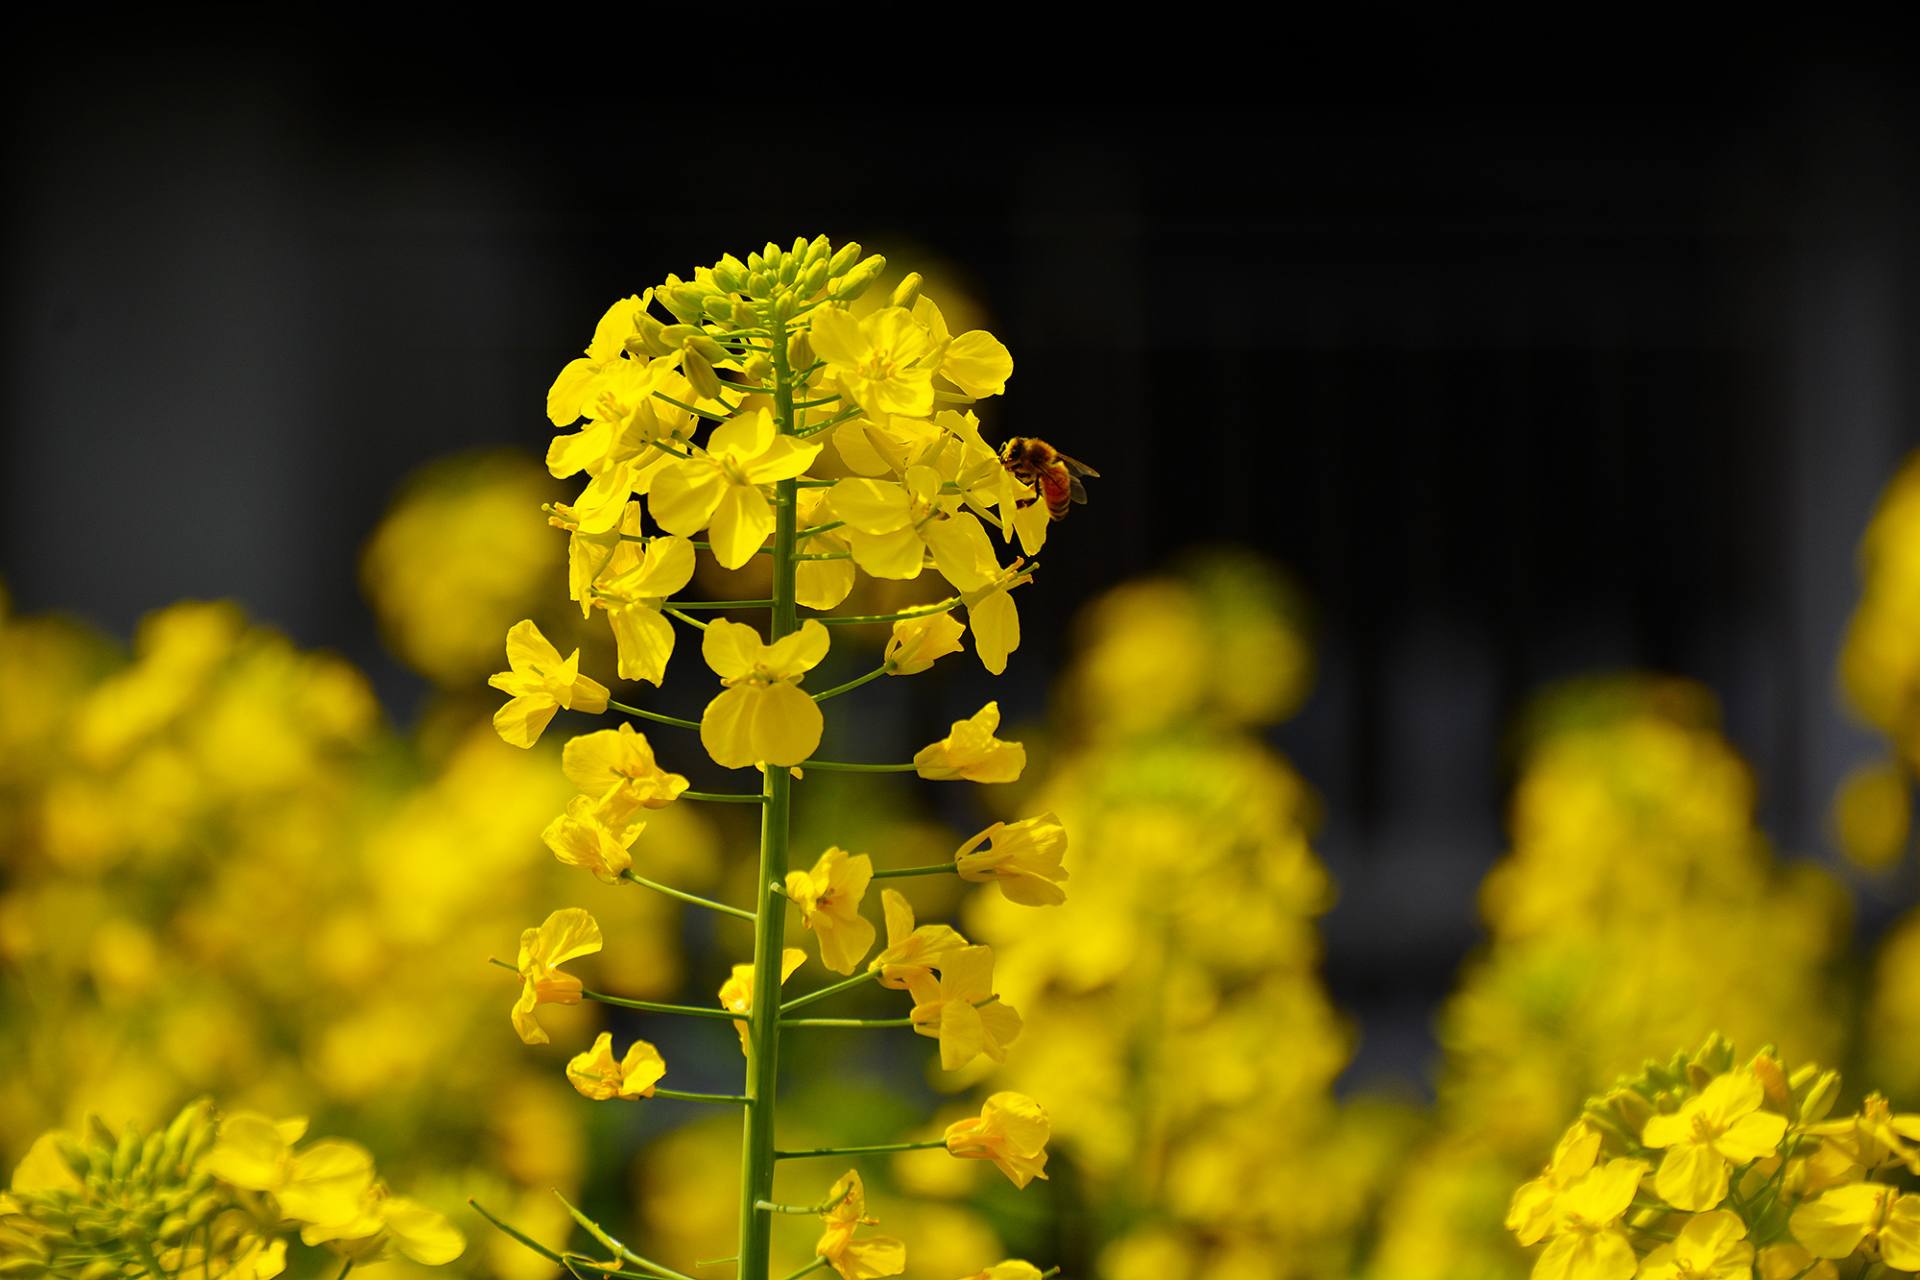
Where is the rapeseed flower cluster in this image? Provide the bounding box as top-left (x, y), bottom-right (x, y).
top-left (962, 556), bottom-right (1407, 1279)
top-left (1366, 679), bottom-right (1851, 1280)
top-left (482, 238), bottom-right (1071, 1280)
top-left (1832, 454), bottom-right (1920, 1102)
top-left (0, 516), bottom-right (721, 1279)
top-left (1509, 1035), bottom-right (1920, 1280)
top-left (1, 1098), bottom-right (461, 1276)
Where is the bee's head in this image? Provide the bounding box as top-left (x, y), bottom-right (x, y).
top-left (999, 437), bottom-right (1028, 463)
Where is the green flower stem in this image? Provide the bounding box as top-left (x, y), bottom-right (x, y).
top-left (133, 1238), bottom-right (172, 1279)
top-left (778, 968), bottom-right (880, 1014)
top-left (1039, 1269), bottom-right (1062, 1279)
top-left (811, 665), bottom-right (891, 702)
top-left (618, 870), bottom-right (757, 921)
top-left (755, 1198), bottom-right (836, 1215)
top-left (680, 790), bottom-right (769, 805)
top-left (779, 1014), bottom-right (916, 1028)
top-left (662, 599), bottom-right (776, 610)
top-left (791, 394), bottom-right (841, 409)
top-left (335, 1260), bottom-right (354, 1280)
top-left (609, 699), bottom-right (702, 731)
top-left (554, 1189), bottom-right (701, 1280)
top-left (867, 863), bottom-right (956, 880)
top-left (654, 392), bottom-right (731, 423)
top-left (664, 608), bottom-right (712, 632)
top-left (736, 307), bottom-right (801, 1280)
top-left (813, 597), bottom-right (960, 626)
top-left (795, 478), bottom-right (837, 488)
top-left (473, 1199), bottom-right (640, 1279)
top-left (797, 406), bottom-right (863, 437)
top-left (795, 520), bottom-right (845, 541)
top-left (780, 1260), bottom-right (831, 1280)
top-left (796, 759), bottom-right (918, 773)
top-left (649, 438), bottom-right (696, 459)
top-left (655, 1087), bottom-right (752, 1104)
top-left (795, 550), bottom-right (852, 561)
top-left (690, 540), bottom-right (774, 556)
top-left (582, 988), bottom-right (746, 1019)
top-left (773, 1139), bottom-right (947, 1160)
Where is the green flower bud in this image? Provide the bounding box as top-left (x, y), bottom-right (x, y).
top-left (730, 300), bottom-right (760, 329)
top-left (713, 254), bottom-right (748, 292)
top-left (746, 250), bottom-right (764, 271)
top-left (1797, 1068), bottom-right (1841, 1124)
top-left (682, 346), bottom-right (723, 402)
top-left (777, 254), bottom-right (799, 287)
top-left (761, 241), bottom-right (781, 263)
top-left (828, 241), bottom-right (863, 275)
top-left (748, 271), bottom-right (771, 299)
top-left (702, 294), bottom-right (735, 323)
top-left (804, 234), bottom-right (832, 266)
top-left (770, 292), bottom-right (796, 324)
top-left (831, 255), bottom-right (886, 302)
top-left (786, 330), bottom-right (814, 371)
top-left (889, 272), bottom-right (924, 309)
top-left (799, 258), bottom-right (830, 299)
top-left (743, 354), bottom-right (773, 384)
top-left (687, 334), bottom-right (728, 364)
top-left (635, 315), bottom-right (673, 356)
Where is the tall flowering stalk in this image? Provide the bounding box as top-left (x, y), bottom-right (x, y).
top-left (478, 238), bottom-right (1067, 1280)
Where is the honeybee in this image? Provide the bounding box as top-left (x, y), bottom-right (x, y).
top-left (999, 437), bottom-right (1099, 522)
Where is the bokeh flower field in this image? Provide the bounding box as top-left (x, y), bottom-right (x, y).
top-left (5, 243), bottom-right (1920, 1280)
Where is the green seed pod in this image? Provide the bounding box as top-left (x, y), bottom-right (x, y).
top-left (798, 259), bottom-right (830, 299)
top-left (889, 272), bottom-right (924, 310)
top-left (804, 234), bottom-right (831, 266)
top-left (832, 255), bottom-right (887, 302)
top-left (828, 242), bottom-right (863, 275)
top-left (786, 330), bottom-right (815, 372)
top-left (682, 346), bottom-right (723, 402)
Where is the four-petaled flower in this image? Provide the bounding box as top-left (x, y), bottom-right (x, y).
top-left (914, 702), bottom-right (1027, 783)
top-left (1640, 1070), bottom-right (1788, 1212)
top-left (565, 1031), bottom-right (667, 1101)
top-left (650, 408), bottom-right (822, 568)
top-left (786, 848), bottom-right (877, 975)
top-left (510, 908), bottom-right (601, 1045)
top-left (699, 619), bottom-right (830, 768)
top-left (943, 1092), bottom-right (1051, 1190)
top-left (954, 813), bottom-right (1069, 906)
top-left (814, 1170), bottom-right (907, 1280)
top-left (488, 621), bottom-right (610, 748)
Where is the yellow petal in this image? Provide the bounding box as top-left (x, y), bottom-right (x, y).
top-left (710, 483), bottom-right (776, 569)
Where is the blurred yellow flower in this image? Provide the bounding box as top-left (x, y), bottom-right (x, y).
top-left (489, 620), bottom-right (610, 748)
top-left (566, 1031), bottom-right (666, 1101)
top-left (943, 1092), bottom-right (1050, 1190)
top-left (1528, 1157), bottom-right (1645, 1280)
top-left (1507, 1121), bottom-right (1601, 1246)
top-left (1636, 1210), bottom-right (1751, 1280)
top-left (1790, 1182), bottom-right (1920, 1268)
top-left (511, 908), bottom-right (601, 1045)
top-left (914, 703), bottom-right (1025, 783)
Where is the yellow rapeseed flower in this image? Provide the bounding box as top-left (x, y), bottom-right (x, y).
top-left (955, 1265), bottom-right (1043, 1280)
top-left (540, 796), bottom-right (637, 884)
top-left (1508, 1121), bottom-right (1602, 1246)
top-left (1528, 1157), bottom-right (1645, 1280)
top-left (785, 848), bottom-right (877, 975)
top-left (511, 908), bottom-right (602, 1045)
top-left (650, 408), bottom-right (822, 568)
top-left (562, 723), bottom-right (689, 822)
top-left (810, 306), bottom-right (938, 420)
top-left (1641, 1070), bottom-right (1787, 1211)
top-left (1637, 1209), bottom-right (1753, 1280)
top-left (867, 888), bottom-right (968, 989)
top-left (885, 612), bottom-right (966, 675)
top-left (719, 947), bottom-right (808, 1056)
top-left (903, 945), bottom-right (1021, 1071)
top-left (488, 620), bottom-right (610, 748)
top-left (594, 534), bottom-right (697, 685)
top-left (959, 562), bottom-right (1031, 675)
top-left (699, 618), bottom-right (830, 768)
top-left (205, 1113), bottom-right (374, 1230)
top-left (914, 703), bottom-right (1026, 783)
top-left (546, 294), bottom-right (646, 426)
top-left (943, 1092), bottom-right (1051, 1190)
top-left (566, 1031), bottom-right (667, 1101)
top-left (953, 813), bottom-right (1068, 906)
top-left (1790, 1182), bottom-right (1920, 1269)
top-left (814, 1170), bottom-right (907, 1280)
top-left (912, 296), bottom-right (1013, 400)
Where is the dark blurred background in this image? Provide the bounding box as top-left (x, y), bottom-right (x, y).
top-left (7, 52), bottom-right (1919, 1087)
